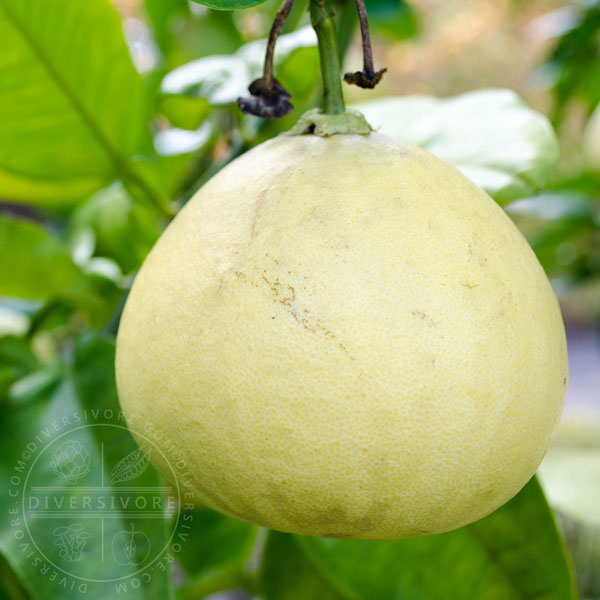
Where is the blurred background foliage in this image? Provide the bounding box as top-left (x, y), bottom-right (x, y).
top-left (0, 0), bottom-right (599, 598)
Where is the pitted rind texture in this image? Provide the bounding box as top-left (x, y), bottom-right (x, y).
top-left (116, 133), bottom-right (568, 539)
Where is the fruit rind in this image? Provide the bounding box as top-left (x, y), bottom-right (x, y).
top-left (116, 132), bottom-right (568, 539)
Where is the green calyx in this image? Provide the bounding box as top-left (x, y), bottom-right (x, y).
top-left (286, 108), bottom-right (372, 137)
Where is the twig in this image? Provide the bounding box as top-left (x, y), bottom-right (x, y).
top-left (344, 0), bottom-right (386, 88)
top-left (263, 0), bottom-right (296, 91)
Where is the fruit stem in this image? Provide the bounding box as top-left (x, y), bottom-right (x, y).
top-left (310, 0), bottom-right (346, 115)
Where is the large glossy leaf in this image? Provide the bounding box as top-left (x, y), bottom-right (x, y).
top-left (0, 335), bottom-right (172, 599)
top-left (0, 0), bottom-right (148, 205)
top-left (352, 89), bottom-right (560, 204)
top-left (0, 168), bottom-right (102, 206)
top-left (264, 478), bottom-right (575, 600)
top-left (161, 26), bottom-right (318, 109)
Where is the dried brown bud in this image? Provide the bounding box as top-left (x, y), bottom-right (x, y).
top-left (344, 68), bottom-right (387, 89)
top-left (237, 78), bottom-right (293, 119)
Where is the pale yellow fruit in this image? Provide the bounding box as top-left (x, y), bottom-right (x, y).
top-left (116, 133), bottom-right (568, 539)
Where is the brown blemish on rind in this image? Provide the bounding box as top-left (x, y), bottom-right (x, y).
top-left (411, 310), bottom-right (439, 327)
top-left (235, 271), bottom-right (258, 287)
top-left (235, 260), bottom-right (356, 360)
top-left (261, 273), bottom-right (296, 306)
top-left (250, 190), bottom-right (267, 238)
top-left (288, 306), bottom-right (355, 361)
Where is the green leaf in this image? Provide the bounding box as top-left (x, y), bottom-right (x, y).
top-left (0, 335), bottom-right (38, 399)
top-left (0, 336), bottom-right (37, 375)
top-left (190, 0), bottom-right (268, 10)
top-left (366, 0), bottom-right (419, 41)
top-left (143, 1), bottom-right (245, 79)
top-left (173, 508), bottom-right (256, 576)
top-left (0, 552), bottom-right (33, 600)
top-left (0, 0), bottom-right (148, 206)
top-left (172, 508), bottom-right (257, 598)
top-left (69, 183), bottom-right (162, 274)
top-left (161, 26), bottom-right (318, 107)
top-left (264, 478), bottom-right (575, 600)
top-left (352, 89), bottom-right (560, 204)
top-left (128, 152), bottom-right (204, 199)
top-left (161, 95), bottom-right (212, 131)
top-left (263, 532), bottom-right (345, 600)
top-left (0, 168), bottom-right (102, 206)
top-left (162, 55), bottom-right (248, 107)
top-left (168, 9), bottom-right (244, 66)
top-left (0, 217), bottom-right (108, 318)
top-left (144, 0), bottom-right (189, 55)
top-left (0, 335), bottom-right (172, 599)
top-left (506, 191), bottom-right (597, 278)
top-left (543, 1), bottom-right (600, 122)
